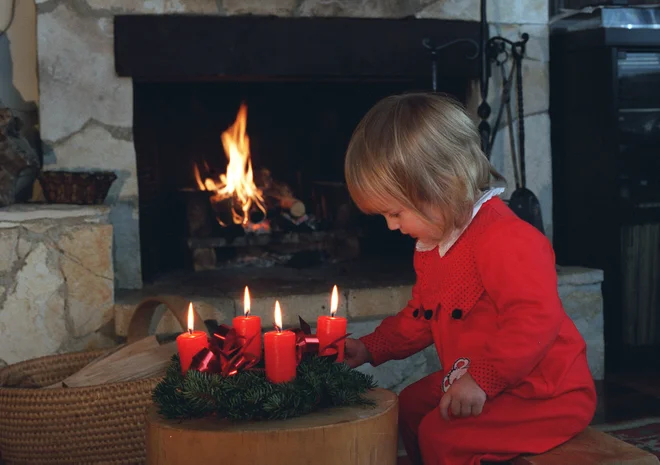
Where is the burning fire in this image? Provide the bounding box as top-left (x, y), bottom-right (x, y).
top-left (194, 103), bottom-right (267, 226)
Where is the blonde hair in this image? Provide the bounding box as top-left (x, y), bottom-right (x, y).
top-left (344, 92), bottom-right (504, 237)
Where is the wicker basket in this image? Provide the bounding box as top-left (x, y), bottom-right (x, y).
top-left (0, 296), bottom-right (205, 465)
top-left (39, 171), bottom-right (117, 205)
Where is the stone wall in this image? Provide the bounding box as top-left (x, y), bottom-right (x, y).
top-left (36, 0), bottom-right (550, 289)
top-left (0, 205), bottom-right (117, 365)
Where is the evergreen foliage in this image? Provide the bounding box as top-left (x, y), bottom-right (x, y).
top-left (153, 355), bottom-right (377, 420)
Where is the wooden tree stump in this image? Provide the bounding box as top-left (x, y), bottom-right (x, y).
top-left (146, 388), bottom-right (398, 465)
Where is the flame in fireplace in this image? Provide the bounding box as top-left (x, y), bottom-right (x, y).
top-left (194, 103), bottom-right (267, 225)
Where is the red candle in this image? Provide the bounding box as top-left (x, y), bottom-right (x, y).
top-left (176, 302), bottom-right (209, 374)
top-left (232, 286), bottom-right (262, 360)
top-left (264, 300), bottom-right (297, 383)
top-left (317, 285), bottom-right (347, 362)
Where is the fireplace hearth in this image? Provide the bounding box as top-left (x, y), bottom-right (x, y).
top-left (115, 15), bottom-right (480, 283)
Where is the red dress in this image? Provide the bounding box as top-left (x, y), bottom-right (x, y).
top-left (361, 198), bottom-right (597, 465)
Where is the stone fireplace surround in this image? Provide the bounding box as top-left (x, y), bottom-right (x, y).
top-left (37, 0), bottom-right (553, 290)
top-left (0, 0), bottom-right (605, 388)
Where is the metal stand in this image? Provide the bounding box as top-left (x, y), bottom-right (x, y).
top-left (478, 0), bottom-right (491, 155)
top-left (422, 38), bottom-right (479, 92)
top-left (484, 33), bottom-right (530, 157)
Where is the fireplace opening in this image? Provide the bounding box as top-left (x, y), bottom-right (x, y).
top-left (115, 15), bottom-right (480, 285)
top-left (134, 78), bottom-right (470, 282)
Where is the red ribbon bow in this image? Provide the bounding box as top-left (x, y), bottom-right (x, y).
top-left (189, 324), bottom-right (259, 377)
top-left (292, 316), bottom-right (350, 363)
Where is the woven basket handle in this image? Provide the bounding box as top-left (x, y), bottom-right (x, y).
top-left (126, 295), bottom-right (207, 344)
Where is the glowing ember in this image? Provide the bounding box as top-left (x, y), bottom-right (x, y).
top-left (243, 219), bottom-right (271, 235)
top-left (194, 103), bottom-right (267, 226)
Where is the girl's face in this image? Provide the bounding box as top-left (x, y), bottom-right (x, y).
top-left (381, 201), bottom-right (445, 244)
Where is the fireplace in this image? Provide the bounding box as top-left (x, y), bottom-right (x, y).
top-left (115, 15), bottom-right (480, 283)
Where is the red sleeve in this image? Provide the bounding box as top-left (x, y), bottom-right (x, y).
top-left (468, 218), bottom-right (565, 398)
top-left (359, 254), bottom-right (434, 366)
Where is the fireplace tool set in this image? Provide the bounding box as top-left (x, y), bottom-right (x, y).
top-left (423, 0), bottom-right (545, 234)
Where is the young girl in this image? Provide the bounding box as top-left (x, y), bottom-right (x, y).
top-left (343, 93), bottom-right (596, 465)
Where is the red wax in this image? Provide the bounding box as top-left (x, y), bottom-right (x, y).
top-left (264, 330), bottom-right (297, 383)
top-left (232, 315), bottom-right (262, 360)
top-left (176, 330), bottom-right (209, 374)
top-left (317, 315), bottom-right (348, 362)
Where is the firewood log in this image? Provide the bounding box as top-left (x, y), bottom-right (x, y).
top-left (270, 194), bottom-right (306, 218)
top-left (258, 168), bottom-right (306, 217)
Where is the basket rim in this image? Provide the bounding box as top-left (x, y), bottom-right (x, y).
top-left (0, 349), bottom-right (163, 394)
top-left (1, 296), bottom-right (195, 394)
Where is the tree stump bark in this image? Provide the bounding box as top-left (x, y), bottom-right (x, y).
top-left (146, 388), bottom-right (398, 465)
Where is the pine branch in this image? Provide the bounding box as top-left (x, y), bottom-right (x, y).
top-left (153, 356), bottom-right (377, 420)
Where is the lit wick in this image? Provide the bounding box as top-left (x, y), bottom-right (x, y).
top-left (244, 286), bottom-right (251, 317)
top-left (274, 300), bottom-right (283, 333)
top-left (330, 284), bottom-right (338, 318)
top-left (187, 302), bottom-right (194, 335)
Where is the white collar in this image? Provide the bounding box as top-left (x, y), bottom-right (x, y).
top-left (415, 187), bottom-right (505, 257)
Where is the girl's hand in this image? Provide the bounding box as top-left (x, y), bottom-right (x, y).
top-left (439, 372), bottom-right (486, 420)
top-left (343, 338), bottom-right (372, 368)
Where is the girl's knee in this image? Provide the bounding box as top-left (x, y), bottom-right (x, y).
top-left (399, 372), bottom-right (444, 412)
top-left (398, 373), bottom-right (446, 431)
top-left (417, 409), bottom-right (453, 464)
top-left (398, 384), bottom-right (421, 429)
top-left (398, 383), bottom-right (419, 413)
top-left (418, 409), bottom-right (445, 446)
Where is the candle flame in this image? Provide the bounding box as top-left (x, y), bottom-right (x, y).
top-left (331, 285), bottom-right (338, 317)
top-left (274, 300), bottom-right (282, 332)
top-left (244, 286), bottom-right (251, 317)
top-left (187, 302), bottom-right (194, 333)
